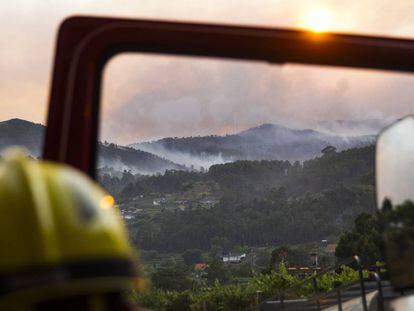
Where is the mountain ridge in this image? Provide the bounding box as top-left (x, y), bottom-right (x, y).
top-left (0, 119), bottom-right (184, 174)
top-left (0, 118), bottom-right (383, 173)
top-left (130, 122), bottom-right (377, 168)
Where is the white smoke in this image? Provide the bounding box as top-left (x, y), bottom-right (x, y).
top-left (315, 118), bottom-right (396, 137)
top-left (131, 144), bottom-right (232, 170)
top-left (97, 156), bottom-right (166, 175)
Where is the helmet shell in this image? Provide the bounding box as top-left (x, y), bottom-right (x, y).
top-left (0, 151), bottom-right (137, 291)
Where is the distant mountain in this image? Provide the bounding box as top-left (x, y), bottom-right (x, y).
top-left (0, 118), bottom-right (44, 156)
top-left (98, 143), bottom-right (185, 174)
top-left (0, 118), bottom-right (382, 173)
top-left (0, 119), bottom-right (183, 174)
top-left (131, 123), bottom-right (377, 168)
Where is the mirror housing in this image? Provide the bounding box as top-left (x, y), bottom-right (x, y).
top-left (376, 116), bottom-right (414, 289)
top-left (377, 116), bottom-right (414, 207)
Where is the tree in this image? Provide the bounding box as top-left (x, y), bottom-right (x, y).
top-left (182, 249), bottom-right (203, 266)
top-left (335, 213), bottom-right (382, 264)
top-left (255, 249), bottom-right (271, 269)
top-left (269, 246), bottom-right (292, 270)
top-left (205, 259), bottom-right (230, 284)
top-left (210, 236), bottom-right (232, 256)
top-left (151, 262), bottom-right (192, 291)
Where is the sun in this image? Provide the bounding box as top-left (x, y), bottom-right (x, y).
top-left (304, 9), bottom-right (332, 33)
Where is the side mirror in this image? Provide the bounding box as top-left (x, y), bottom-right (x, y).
top-left (376, 116), bottom-right (414, 289)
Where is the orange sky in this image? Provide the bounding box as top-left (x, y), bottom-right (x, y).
top-left (1, 1), bottom-right (414, 143)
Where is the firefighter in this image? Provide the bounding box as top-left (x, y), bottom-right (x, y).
top-left (0, 149), bottom-right (144, 310)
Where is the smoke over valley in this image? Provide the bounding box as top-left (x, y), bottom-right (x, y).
top-left (0, 117), bottom-right (395, 174)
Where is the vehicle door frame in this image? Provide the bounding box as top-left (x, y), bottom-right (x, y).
top-left (43, 16), bottom-right (414, 178)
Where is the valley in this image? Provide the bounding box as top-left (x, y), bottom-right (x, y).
top-left (0, 117), bottom-right (383, 307)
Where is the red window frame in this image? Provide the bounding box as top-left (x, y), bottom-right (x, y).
top-left (43, 16), bottom-right (414, 179)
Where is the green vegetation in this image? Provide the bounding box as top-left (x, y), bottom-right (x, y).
top-left (131, 237), bottom-right (374, 310)
top-left (97, 145), bottom-right (383, 309)
top-left (99, 146), bottom-right (375, 253)
top-left (335, 199), bottom-right (414, 265)
top-left (131, 263), bottom-right (363, 311)
top-left (335, 212), bottom-right (382, 264)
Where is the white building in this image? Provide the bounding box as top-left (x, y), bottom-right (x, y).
top-left (221, 253), bottom-right (246, 263)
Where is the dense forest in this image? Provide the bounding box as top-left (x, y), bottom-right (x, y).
top-left (97, 144), bottom-right (384, 310)
top-left (99, 145), bottom-right (376, 253)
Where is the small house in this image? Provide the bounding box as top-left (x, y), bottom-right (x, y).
top-left (325, 244), bottom-right (337, 254)
top-left (221, 253), bottom-right (247, 263)
top-left (194, 263), bottom-right (209, 271)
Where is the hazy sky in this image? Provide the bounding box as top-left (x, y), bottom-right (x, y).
top-left (2, 1), bottom-right (414, 144)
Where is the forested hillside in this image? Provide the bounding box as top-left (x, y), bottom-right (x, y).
top-left (0, 118), bottom-right (44, 156)
top-left (0, 118), bottom-right (376, 257)
top-left (0, 119), bottom-right (184, 174)
top-left (99, 145), bottom-right (376, 252)
top-left (98, 143), bottom-right (185, 174)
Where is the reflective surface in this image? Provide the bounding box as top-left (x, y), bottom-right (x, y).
top-left (376, 116), bottom-right (414, 289)
top-left (376, 116), bottom-right (414, 207)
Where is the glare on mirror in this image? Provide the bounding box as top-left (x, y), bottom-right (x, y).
top-left (98, 53), bottom-right (414, 294)
top-left (376, 116), bottom-right (414, 209)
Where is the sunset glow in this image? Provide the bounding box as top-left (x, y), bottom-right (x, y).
top-left (303, 9), bottom-right (333, 32)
